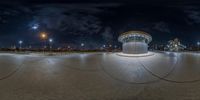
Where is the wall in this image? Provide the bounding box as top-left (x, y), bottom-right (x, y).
top-left (122, 42), bottom-right (148, 54)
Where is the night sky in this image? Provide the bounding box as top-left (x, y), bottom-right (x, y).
top-left (0, 0), bottom-right (200, 48)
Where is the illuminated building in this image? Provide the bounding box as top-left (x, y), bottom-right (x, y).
top-left (166, 38), bottom-right (186, 51)
top-left (118, 31), bottom-right (152, 54)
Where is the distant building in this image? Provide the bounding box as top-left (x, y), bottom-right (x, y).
top-left (165, 38), bottom-right (186, 51)
top-left (118, 31), bottom-right (152, 54)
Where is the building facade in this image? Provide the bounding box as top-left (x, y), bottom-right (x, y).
top-left (165, 38), bottom-right (186, 52)
top-left (118, 31), bottom-right (152, 54)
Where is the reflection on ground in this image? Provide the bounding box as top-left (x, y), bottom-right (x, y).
top-left (0, 52), bottom-right (199, 100)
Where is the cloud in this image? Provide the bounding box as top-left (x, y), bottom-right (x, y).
top-left (153, 21), bottom-right (170, 33)
top-left (185, 10), bottom-right (200, 23)
top-left (183, 7), bottom-right (200, 24)
top-left (101, 27), bottom-right (113, 42)
top-left (31, 4), bottom-right (121, 35)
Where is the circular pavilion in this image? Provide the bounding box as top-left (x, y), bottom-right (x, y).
top-left (118, 31), bottom-right (152, 54)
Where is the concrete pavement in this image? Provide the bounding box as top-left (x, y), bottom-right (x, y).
top-left (0, 52), bottom-right (199, 100)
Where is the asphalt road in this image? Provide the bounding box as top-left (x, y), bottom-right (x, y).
top-left (0, 52), bottom-right (199, 100)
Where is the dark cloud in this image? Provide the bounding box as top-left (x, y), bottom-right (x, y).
top-left (0, 1), bottom-right (199, 47)
top-left (184, 9), bottom-right (200, 24)
top-left (180, 6), bottom-right (200, 25)
top-left (153, 22), bottom-right (170, 33)
top-left (30, 4), bottom-right (121, 35)
top-left (101, 27), bottom-right (113, 42)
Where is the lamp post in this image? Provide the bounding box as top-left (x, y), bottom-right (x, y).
top-left (81, 43), bottom-right (84, 51)
top-left (103, 44), bottom-right (106, 48)
top-left (197, 41), bottom-right (200, 50)
top-left (40, 32), bottom-right (48, 53)
top-left (109, 44), bottom-right (112, 52)
top-left (19, 40), bottom-right (23, 51)
top-left (49, 38), bottom-right (53, 51)
top-left (67, 46), bottom-right (71, 50)
top-left (103, 44), bottom-right (106, 51)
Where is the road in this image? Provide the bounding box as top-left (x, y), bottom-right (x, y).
top-left (0, 52), bottom-right (199, 100)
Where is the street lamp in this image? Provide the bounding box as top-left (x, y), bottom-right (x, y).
top-left (49, 38), bottom-right (53, 43)
top-left (81, 43), bottom-right (84, 47)
top-left (49, 38), bottom-right (53, 50)
top-left (40, 32), bottom-right (47, 40)
top-left (197, 41), bottom-right (200, 50)
top-left (68, 46), bottom-right (70, 48)
top-left (103, 44), bottom-right (106, 48)
top-left (40, 32), bottom-right (48, 53)
top-left (81, 43), bottom-right (84, 51)
top-left (18, 40), bottom-right (23, 49)
top-left (197, 42), bottom-right (200, 46)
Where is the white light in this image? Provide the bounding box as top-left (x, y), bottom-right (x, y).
top-left (81, 43), bottom-right (84, 47)
top-left (49, 38), bottom-right (53, 43)
top-left (103, 45), bottom-right (106, 48)
top-left (197, 42), bottom-right (200, 46)
top-left (19, 40), bottom-right (23, 44)
top-left (117, 52), bottom-right (154, 57)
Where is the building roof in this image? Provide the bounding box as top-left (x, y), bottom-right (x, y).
top-left (118, 30), bottom-right (152, 43)
top-left (121, 31), bottom-right (151, 36)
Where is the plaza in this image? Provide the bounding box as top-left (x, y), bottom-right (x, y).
top-left (0, 52), bottom-right (199, 100)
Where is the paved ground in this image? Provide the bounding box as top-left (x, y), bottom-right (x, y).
top-left (0, 52), bottom-right (199, 100)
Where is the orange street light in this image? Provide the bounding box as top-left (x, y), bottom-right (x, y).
top-left (40, 32), bottom-right (48, 40)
